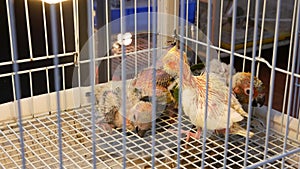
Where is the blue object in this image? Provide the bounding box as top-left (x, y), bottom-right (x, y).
top-left (110, 6), bottom-right (154, 34)
top-left (94, 0), bottom-right (196, 34)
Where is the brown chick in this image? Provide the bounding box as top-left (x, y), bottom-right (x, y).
top-left (232, 72), bottom-right (266, 108)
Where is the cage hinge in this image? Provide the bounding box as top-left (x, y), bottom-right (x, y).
top-left (74, 52), bottom-right (79, 66)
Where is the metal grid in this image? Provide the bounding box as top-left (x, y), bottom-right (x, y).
top-left (1, 0), bottom-right (300, 168)
top-left (0, 107), bottom-right (299, 169)
top-left (108, 35), bottom-right (154, 81)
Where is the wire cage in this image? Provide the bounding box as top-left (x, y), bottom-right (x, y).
top-left (0, 0), bottom-right (300, 168)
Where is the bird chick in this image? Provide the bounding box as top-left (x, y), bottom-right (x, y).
top-left (94, 80), bottom-right (140, 133)
top-left (232, 72), bottom-right (266, 108)
top-left (190, 59), bottom-right (266, 109)
top-left (162, 46), bottom-right (248, 142)
top-left (129, 67), bottom-right (180, 136)
top-left (94, 69), bottom-right (173, 137)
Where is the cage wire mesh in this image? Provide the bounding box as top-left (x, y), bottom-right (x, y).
top-left (0, 0), bottom-right (300, 168)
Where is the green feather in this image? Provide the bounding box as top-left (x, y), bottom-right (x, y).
top-left (169, 62), bottom-right (205, 103)
top-left (170, 84), bottom-right (179, 103)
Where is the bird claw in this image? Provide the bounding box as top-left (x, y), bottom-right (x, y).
top-left (98, 122), bottom-right (114, 134)
top-left (167, 128), bottom-right (201, 148)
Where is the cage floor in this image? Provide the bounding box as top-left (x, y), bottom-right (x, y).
top-left (0, 107), bottom-right (299, 169)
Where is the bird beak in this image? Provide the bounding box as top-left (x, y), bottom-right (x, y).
top-left (252, 95), bottom-right (265, 107)
top-left (135, 126), bottom-right (147, 137)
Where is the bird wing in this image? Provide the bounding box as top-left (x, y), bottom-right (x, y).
top-left (133, 67), bottom-right (176, 105)
top-left (95, 82), bottom-right (122, 124)
top-left (95, 80), bottom-right (139, 130)
top-left (209, 58), bottom-right (236, 85)
top-left (188, 73), bottom-right (245, 130)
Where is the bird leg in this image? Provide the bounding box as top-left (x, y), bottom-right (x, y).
top-left (214, 128), bottom-right (227, 135)
top-left (168, 128), bottom-right (202, 148)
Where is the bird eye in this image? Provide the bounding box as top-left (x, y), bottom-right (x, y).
top-left (133, 115), bottom-right (136, 121)
top-left (258, 94), bottom-right (264, 97)
top-left (245, 89), bottom-right (250, 95)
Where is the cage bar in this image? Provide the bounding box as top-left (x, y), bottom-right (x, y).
top-left (282, 0), bottom-right (300, 167)
top-left (49, 3), bottom-right (63, 168)
top-left (0, 0), bottom-right (299, 169)
top-left (242, 0), bottom-right (251, 72)
top-left (256, 0), bottom-right (266, 75)
top-left (263, 0), bottom-right (283, 167)
top-left (244, 0), bottom-right (261, 167)
top-left (24, 0), bottom-right (33, 60)
top-left (86, 0), bottom-right (97, 168)
top-left (223, 0), bottom-right (238, 167)
top-left (6, 0), bottom-right (26, 168)
top-left (59, 2), bottom-right (66, 54)
top-left (151, 1), bottom-right (158, 168)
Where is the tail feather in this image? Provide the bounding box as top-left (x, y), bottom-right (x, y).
top-left (230, 110), bottom-right (244, 123)
top-left (237, 107), bottom-right (249, 118)
top-left (230, 123), bottom-right (254, 138)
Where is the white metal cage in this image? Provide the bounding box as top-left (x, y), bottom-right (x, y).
top-left (0, 0), bottom-right (300, 168)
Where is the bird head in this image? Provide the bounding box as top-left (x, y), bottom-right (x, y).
top-left (162, 46), bottom-right (190, 78)
top-left (129, 101), bottom-right (164, 137)
top-left (232, 72), bottom-right (266, 107)
top-left (129, 101), bottom-right (153, 137)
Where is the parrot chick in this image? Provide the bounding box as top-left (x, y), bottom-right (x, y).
top-left (190, 59), bottom-right (266, 109)
top-left (94, 72), bottom-right (170, 137)
top-left (232, 72), bottom-right (266, 108)
top-left (128, 67), bottom-right (179, 136)
top-left (94, 80), bottom-right (141, 133)
top-left (162, 46), bottom-right (248, 142)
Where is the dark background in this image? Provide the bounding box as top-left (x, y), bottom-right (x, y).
top-left (0, 0), bottom-right (110, 104)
